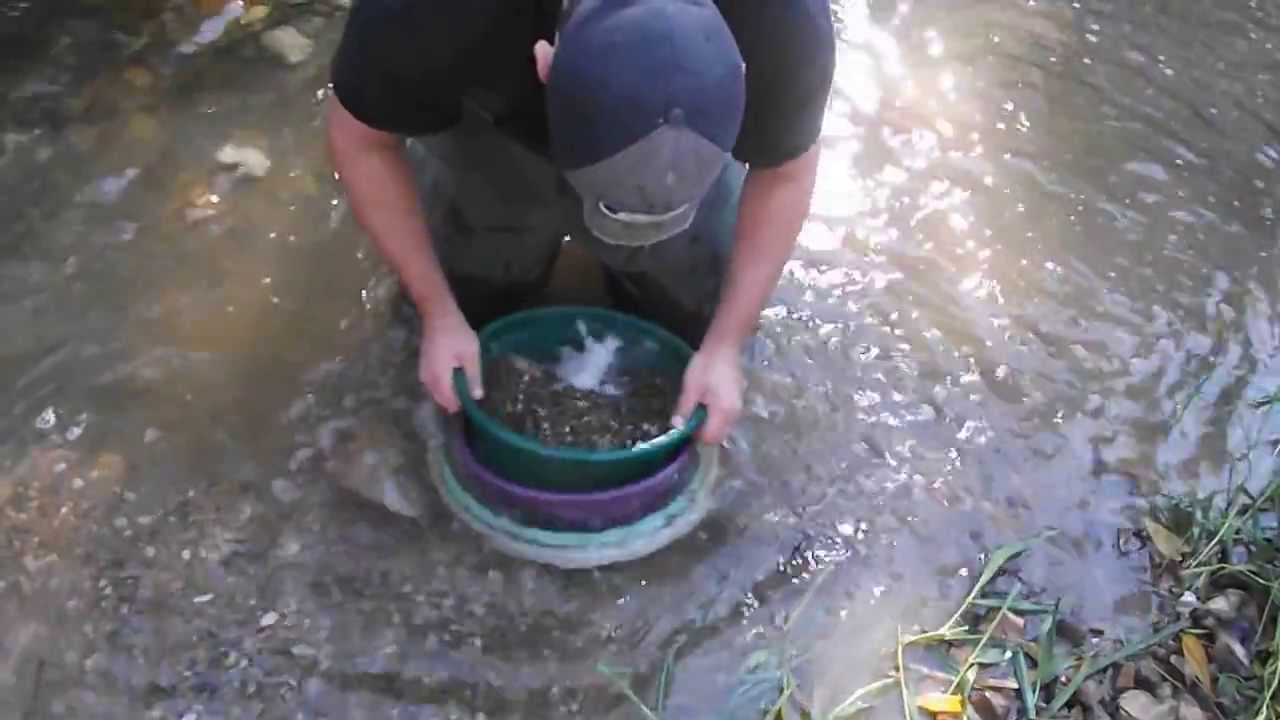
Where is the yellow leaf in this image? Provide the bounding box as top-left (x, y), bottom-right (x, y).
top-left (916, 692), bottom-right (964, 714)
top-left (240, 4), bottom-right (270, 25)
top-left (1181, 632), bottom-right (1213, 695)
top-left (1143, 518), bottom-right (1186, 561)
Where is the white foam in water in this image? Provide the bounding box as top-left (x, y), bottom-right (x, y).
top-left (555, 320), bottom-right (624, 394)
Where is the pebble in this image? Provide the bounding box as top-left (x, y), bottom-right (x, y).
top-left (259, 610), bottom-right (280, 628)
top-left (193, 593), bottom-right (214, 604)
top-left (261, 25), bottom-right (314, 65)
top-left (184, 207), bottom-right (218, 224)
top-left (271, 477), bottom-right (303, 503)
top-left (290, 643), bottom-right (317, 657)
top-left (1204, 590), bottom-right (1242, 621)
top-left (144, 427), bottom-right (163, 444)
top-left (215, 143), bottom-right (272, 178)
top-left (76, 168), bottom-right (140, 205)
top-left (970, 690), bottom-right (1014, 720)
top-left (1078, 677), bottom-right (1106, 706)
top-left (291, 15), bottom-right (327, 37)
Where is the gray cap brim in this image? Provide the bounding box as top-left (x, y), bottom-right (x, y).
top-left (564, 123), bottom-right (728, 247)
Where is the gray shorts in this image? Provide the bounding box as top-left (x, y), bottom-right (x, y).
top-left (403, 110), bottom-right (745, 346)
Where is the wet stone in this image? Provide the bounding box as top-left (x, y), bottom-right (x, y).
top-left (291, 15), bottom-right (327, 37)
top-left (1203, 590), bottom-right (1242, 621)
top-left (215, 143), bottom-right (271, 178)
top-left (478, 353), bottom-right (679, 450)
top-left (260, 25), bottom-right (313, 65)
top-left (970, 689), bottom-right (1014, 720)
top-left (270, 477), bottom-right (302, 503)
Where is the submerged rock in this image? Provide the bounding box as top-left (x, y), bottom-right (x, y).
top-left (215, 143), bottom-right (271, 178)
top-left (260, 25), bottom-right (313, 65)
top-left (321, 417), bottom-right (427, 520)
top-left (1203, 590), bottom-right (1243, 622)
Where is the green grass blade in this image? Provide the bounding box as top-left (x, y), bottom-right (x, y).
top-left (654, 639), bottom-right (682, 715)
top-left (1011, 649), bottom-right (1037, 719)
top-left (940, 530), bottom-right (1059, 634)
top-left (597, 663), bottom-right (661, 720)
top-left (1035, 600), bottom-right (1061, 698)
top-left (1046, 620), bottom-right (1189, 715)
top-left (970, 598), bottom-right (1059, 615)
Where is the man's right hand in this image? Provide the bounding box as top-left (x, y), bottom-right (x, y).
top-left (419, 307), bottom-right (483, 413)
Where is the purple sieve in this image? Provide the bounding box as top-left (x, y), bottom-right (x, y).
top-left (444, 421), bottom-right (695, 533)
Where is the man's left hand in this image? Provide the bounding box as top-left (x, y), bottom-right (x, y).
top-left (672, 343), bottom-right (745, 445)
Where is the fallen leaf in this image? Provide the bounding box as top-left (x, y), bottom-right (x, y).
top-left (1118, 689), bottom-right (1176, 720)
top-left (1117, 662), bottom-right (1137, 690)
top-left (916, 693), bottom-right (964, 714)
top-left (241, 3), bottom-right (271, 23)
top-left (969, 689), bottom-right (1014, 720)
top-left (1143, 518), bottom-right (1186, 561)
top-left (976, 678), bottom-right (1020, 691)
top-left (195, 0), bottom-right (230, 16)
top-left (1180, 633), bottom-right (1212, 695)
top-left (971, 647), bottom-right (1012, 665)
top-left (991, 612), bottom-right (1026, 641)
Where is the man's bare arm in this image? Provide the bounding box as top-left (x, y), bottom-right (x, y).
top-left (324, 95), bottom-right (459, 322)
top-left (703, 143), bottom-right (820, 352)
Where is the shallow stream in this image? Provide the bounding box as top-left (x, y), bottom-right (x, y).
top-left (1, 0), bottom-right (1278, 717)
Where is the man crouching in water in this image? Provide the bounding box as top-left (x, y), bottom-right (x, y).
top-left (325, 0), bottom-right (836, 445)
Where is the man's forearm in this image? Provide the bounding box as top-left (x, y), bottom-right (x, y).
top-left (325, 97), bottom-right (457, 320)
top-left (702, 144), bottom-right (821, 351)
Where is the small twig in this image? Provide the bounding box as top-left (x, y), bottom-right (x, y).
top-left (597, 663), bottom-right (661, 720)
top-left (828, 677), bottom-right (897, 717)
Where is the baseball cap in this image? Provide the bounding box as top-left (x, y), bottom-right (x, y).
top-left (545, 0), bottom-right (746, 247)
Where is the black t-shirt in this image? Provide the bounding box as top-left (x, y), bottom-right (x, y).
top-left (329, 0), bottom-right (835, 168)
